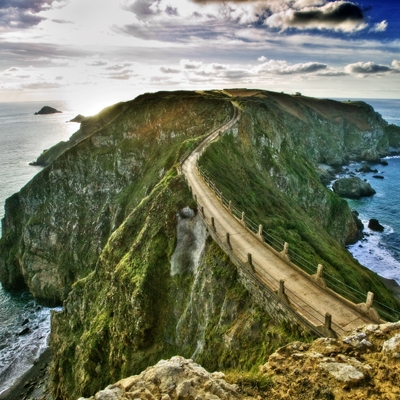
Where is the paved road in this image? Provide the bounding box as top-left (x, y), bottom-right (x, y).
top-left (182, 102), bottom-right (374, 335)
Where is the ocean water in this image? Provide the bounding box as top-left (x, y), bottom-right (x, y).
top-left (0, 101), bottom-right (78, 395)
top-left (0, 97), bottom-right (399, 394)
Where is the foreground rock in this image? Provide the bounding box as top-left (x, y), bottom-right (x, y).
top-left (332, 177), bottom-right (376, 199)
top-left (34, 106), bottom-right (62, 115)
top-left (79, 356), bottom-right (252, 400)
top-left (261, 321), bottom-right (400, 399)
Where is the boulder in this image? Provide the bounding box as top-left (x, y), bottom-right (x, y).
top-left (357, 164), bottom-right (378, 173)
top-left (332, 177), bottom-right (376, 199)
top-left (368, 218), bottom-right (384, 232)
top-left (351, 210), bottom-right (364, 232)
top-left (34, 106), bottom-right (62, 115)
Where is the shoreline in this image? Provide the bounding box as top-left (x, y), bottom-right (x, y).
top-left (0, 348), bottom-right (52, 400)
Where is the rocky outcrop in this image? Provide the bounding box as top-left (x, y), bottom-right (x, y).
top-left (34, 106), bottom-right (62, 115)
top-left (79, 356), bottom-right (250, 400)
top-left (332, 177), bottom-right (376, 199)
top-left (260, 321), bottom-right (400, 399)
top-left (368, 218), bottom-right (384, 232)
top-left (69, 114), bottom-right (86, 123)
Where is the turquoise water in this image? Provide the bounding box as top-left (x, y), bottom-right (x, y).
top-left (0, 97), bottom-right (399, 393)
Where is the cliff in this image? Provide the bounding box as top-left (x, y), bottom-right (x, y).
top-left (0, 89), bottom-right (399, 399)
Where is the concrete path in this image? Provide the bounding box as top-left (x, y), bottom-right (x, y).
top-left (181, 103), bottom-right (374, 335)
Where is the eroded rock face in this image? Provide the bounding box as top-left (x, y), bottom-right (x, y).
top-left (79, 356), bottom-right (250, 400)
top-left (332, 177), bottom-right (376, 199)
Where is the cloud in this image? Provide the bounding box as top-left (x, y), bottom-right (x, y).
top-left (180, 59), bottom-right (203, 70)
top-left (88, 61), bottom-right (108, 67)
top-left (369, 20), bottom-right (388, 33)
top-left (0, 0), bottom-right (65, 30)
top-left (124, 0), bottom-right (180, 19)
top-left (254, 59), bottom-right (327, 75)
top-left (105, 63), bottom-right (132, 71)
top-left (104, 69), bottom-right (134, 80)
top-left (391, 60), bottom-right (400, 70)
top-left (21, 81), bottom-right (63, 89)
top-left (52, 18), bottom-right (73, 24)
top-left (160, 66), bottom-right (180, 74)
top-left (265, 1), bottom-right (367, 32)
top-left (258, 56), bottom-right (267, 62)
top-left (345, 61), bottom-right (394, 76)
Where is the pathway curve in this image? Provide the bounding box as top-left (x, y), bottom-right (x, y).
top-left (181, 101), bottom-right (375, 336)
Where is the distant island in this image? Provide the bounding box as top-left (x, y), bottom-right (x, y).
top-left (34, 106), bottom-right (62, 115)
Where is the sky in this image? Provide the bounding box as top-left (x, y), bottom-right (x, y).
top-left (0, 0), bottom-right (399, 114)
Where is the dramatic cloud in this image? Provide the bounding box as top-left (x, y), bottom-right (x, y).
top-left (345, 61), bottom-right (393, 75)
top-left (265, 1), bottom-right (367, 32)
top-left (0, 0), bottom-right (66, 30)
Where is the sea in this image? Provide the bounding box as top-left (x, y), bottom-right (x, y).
top-left (0, 97), bottom-right (399, 394)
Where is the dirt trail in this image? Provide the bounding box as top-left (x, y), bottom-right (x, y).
top-left (182, 102), bottom-right (374, 335)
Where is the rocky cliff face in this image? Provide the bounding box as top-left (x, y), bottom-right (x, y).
top-left (0, 89), bottom-right (398, 399)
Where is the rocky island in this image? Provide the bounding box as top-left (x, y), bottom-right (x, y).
top-left (1, 89), bottom-right (400, 399)
top-left (34, 106), bottom-right (62, 115)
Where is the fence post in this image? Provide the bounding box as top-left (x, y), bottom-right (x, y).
top-left (311, 264), bottom-right (327, 289)
top-left (317, 264), bottom-right (324, 279)
top-left (247, 253), bottom-right (255, 272)
top-left (278, 280), bottom-right (290, 305)
top-left (226, 232), bottom-right (232, 249)
top-left (211, 217), bottom-right (216, 232)
top-left (257, 224), bottom-right (264, 242)
top-left (228, 201), bottom-right (232, 213)
top-left (325, 313), bottom-right (332, 330)
top-left (366, 292), bottom-right (374, 309)
top-left (241, 212), bottom-right (246, 227)
top-left (201, 206), bottom-right (205, 218)
top-left (280, 242), bottom-right (290, 263)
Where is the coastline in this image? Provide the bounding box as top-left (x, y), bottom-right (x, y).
top-left (0, 348), bottom-right (52, 400)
